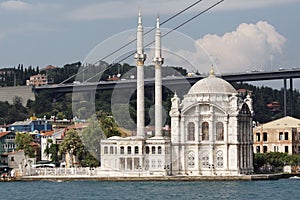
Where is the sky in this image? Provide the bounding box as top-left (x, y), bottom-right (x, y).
top-left (0, 0), bottom-right (300, 88)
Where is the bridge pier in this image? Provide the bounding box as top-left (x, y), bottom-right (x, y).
top-left (290, 78), bottom-right (293, 116)
top-left (283, 78), bottom-right (294, 117)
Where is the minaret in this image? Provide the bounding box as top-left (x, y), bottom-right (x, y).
top-left (153, 16), bottom-right (164, 137)
top-left (134, 10), bottom-right (146, 137)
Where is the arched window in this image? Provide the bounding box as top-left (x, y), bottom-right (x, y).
top-left (187, 122), bottom-right (195, 141)
top-left (216, 122), bottom-right (224, 141)
top-left (158, 146), bottom-right (162, 154)
top-left (152, 146), bottom-right (156, 154)
top-left (202, 122), bottom-right (209, 141)
top-left (127, 146), bottom-right (132, 154)
top-left (110, 146), bottom-right (114, 154)
top-left (120, 146), bottom-right (124, 154)
top-left (104, 146), bottom-right (108, 154)
top-left (145, 146), bottom-right (150, 154)
top-left (135, 146), bottom-right (139, 154)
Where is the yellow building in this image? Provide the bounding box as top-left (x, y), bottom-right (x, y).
top-left (253, 116), bottom-right (300, 154)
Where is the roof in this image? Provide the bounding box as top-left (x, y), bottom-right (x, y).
top-left (188, 69), bottom-right (236, 95)
top-left (67, 123), bottom-right (88, 130)
top-left (41, 130), bottom-right (54, 137)
top-left (0, 132), bottom-right (13, 138)
top-left (256, 116), bottom-right (300, 129)
top-left (10, 120), bottom-right (32, 126)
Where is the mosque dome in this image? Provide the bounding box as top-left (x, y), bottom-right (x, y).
top-left (188, 69), bottom-right (237, 95)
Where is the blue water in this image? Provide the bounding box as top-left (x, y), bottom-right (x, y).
top-left (0, 179), bottom-right (298, 200)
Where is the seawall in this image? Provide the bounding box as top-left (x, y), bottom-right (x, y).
top-left (12, 174), bottom-right (285, 182)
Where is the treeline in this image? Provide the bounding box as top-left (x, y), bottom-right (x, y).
top-left (0, 97), bottom-right (28, 124)
top-left (0, 64), bottom-right (39, 86)
top-left (0, 62), bottom-right (300, 125)
top-left (0, 62), bottom-right (187, 86)
top-left (254, 152), bottom-right (300, 173)
top-left (234, 83), bottom-right (300, 123)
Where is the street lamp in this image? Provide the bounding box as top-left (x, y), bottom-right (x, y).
top-left (164, 165), bottom-right (170, 176)
top-left (208, 164), bottom-right (214, 175)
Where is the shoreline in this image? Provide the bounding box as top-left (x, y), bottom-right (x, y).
top-left (3, 173), bottom-right (291, 182)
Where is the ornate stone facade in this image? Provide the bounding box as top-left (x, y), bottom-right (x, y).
top-left (170, 70), bottom-right (254, 175)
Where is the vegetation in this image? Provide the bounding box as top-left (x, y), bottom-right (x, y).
top-left (0, 64), bottom-right (39, 87)
top-left (59, 129), bottom-right (85, 167)
top-left (15, 132), bottom-right (35, 158)
top-left (254, 152), bottom-right (300, 173)
top-left (44, 139), bottom-right (60, 164)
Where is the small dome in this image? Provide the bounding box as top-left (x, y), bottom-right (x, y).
top-left (188, 70), bottom-right (237, 95)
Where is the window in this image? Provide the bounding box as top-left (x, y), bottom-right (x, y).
top-left (110, 146), bottom-right (114, 154)
top-left (216, 122), bottom-right (224, 141)
top-left (158, 146), bottom-right (162, 154)
top-left (151, 160), bottom-right (156, 168)
top-left (145, 146), bottom-right (150, 154)
top-left (158, 159), bottom-right (162, 168)
top-left (135, 146), bottom-right (139, 154)
top-left (202, 122), bottom-right (209, 141)
top-left (104, 146), bottom-right (108, 154)
top-left (145, 159), bottom-right (149, 170)
top-left (187, 122), bottom-right (195, 141)
top-left (187, 151), bottom-right (195, 169)
top-left (202, 155), bottom-right (209, 168)
top-left (256, 133), bottom-right (260, 142)
top-left (263, 132), bottom-right (268, 141)
top-left (216, 151), bottom-right (224, 168)
top-left (274, 146), bottom-right (279, 152)
top-left (285, 146), bottom-right (289, 153)
top-left (152, 146), bottom-right (156, 154)
top-left (11, 156), bottom-right (14, 162)
top-left (284, 132), bottom-right (289, 140)
top-left (256, 146), bottom-right (260, 153)
top-left (279, 132), bottom-right (283, 140)
top-left (127, 158), bottom-right (132, 170)
top-left (263, 146), bottom-right (267, 153)
top-left (120, 146), bottom-right (125, 154)
top-left (127, 146), bottom-right (132, 155)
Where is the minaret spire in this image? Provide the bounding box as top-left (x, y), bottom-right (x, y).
top-left (153, 16), bottom-right (164, 137)
top-left (135, 10), bottom-right (146, 137)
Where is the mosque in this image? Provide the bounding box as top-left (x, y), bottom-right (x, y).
top-left (100, 12), bottom-right (254, 176)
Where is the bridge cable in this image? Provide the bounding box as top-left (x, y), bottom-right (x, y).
top-left (59, 0), bottom-right (204, 85)
top-left (83, 0), bottom-right (224, 83)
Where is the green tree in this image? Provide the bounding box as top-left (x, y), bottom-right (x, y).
top-left (59, 129), bottom-right (85, 167)
top-left (254, 153), bottom-right (267, 173)
top-left (79, 116), bottom-right (106, 163)
top-left (44, 139), bottom-right (60, 163)
top-left (98, 113), bottom-right (120, 138)
top-left (15, 132), bottom-right (35, 158)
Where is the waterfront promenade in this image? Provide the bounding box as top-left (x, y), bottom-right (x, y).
top-left (5, 167), bottom-right (286, 182)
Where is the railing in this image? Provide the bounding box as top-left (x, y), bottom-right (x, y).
top-left (15, 167), bottom-right (157, 177)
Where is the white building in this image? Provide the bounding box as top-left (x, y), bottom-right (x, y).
top-left (40, 129), bottom-right (64, 161)
top-left (170, 70), bottom-right (254, 175)
top-left (100, 12), bottom-right (254, 176)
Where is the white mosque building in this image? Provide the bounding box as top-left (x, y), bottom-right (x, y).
top-left (100, 12), bottom-right (254, 176)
